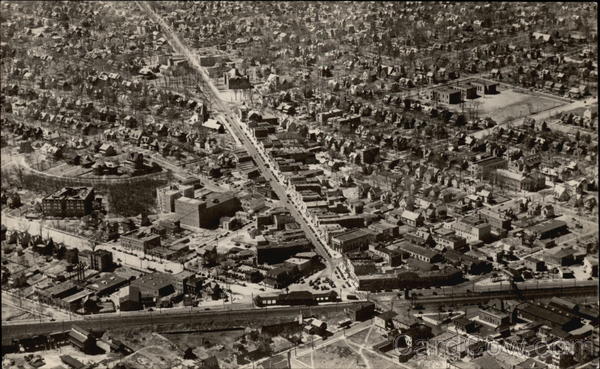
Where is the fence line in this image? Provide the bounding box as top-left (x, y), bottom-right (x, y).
top-left (20, 163), bottom-right (169, 186)
top-left (2, 214), bottom-right (93, 250)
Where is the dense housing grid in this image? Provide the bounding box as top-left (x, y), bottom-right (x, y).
top-left (0, 2), bottom-right (598, 369)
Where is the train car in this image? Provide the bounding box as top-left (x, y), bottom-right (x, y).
top-left (254, 290), bottom-right (338, 307)
top-left (471, 279), bottom-right (596, 294)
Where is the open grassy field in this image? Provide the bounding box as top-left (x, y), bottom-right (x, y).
top-left (477, 87), bottom-right (568, 123)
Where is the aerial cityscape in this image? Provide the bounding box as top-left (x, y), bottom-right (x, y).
top-left (0, 2), bottom-right (598, 369)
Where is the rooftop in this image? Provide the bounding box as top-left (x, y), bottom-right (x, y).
top-left (516, 303), bottom-right (574, 326)
top-left (44, 187), bottom-right (94, 200)
top-left (130, 272), bottom-right (176, 296)
top-left (39, 280), bottom-right (79, 298)
top-left (122, 229), bottom-right (160, 241)
top-left (398, 243), bottom-right (439, 259)
top-left (529, 219), bottom-right (567, 234)
top-left (378, 310), bottom-right (398, 321)
top-left (332, 228), bottom-right (371, 242)
top-left (86, 273), bottom-right (127, 293)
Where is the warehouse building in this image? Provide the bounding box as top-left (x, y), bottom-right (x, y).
top-left (175, 191), bottom-right (241, 228)
top-left (526, 219), bottom-right (568, 240)
top-left (129, 272), bottom-right (178, 307)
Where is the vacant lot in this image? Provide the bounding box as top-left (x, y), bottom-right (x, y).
top-left (477, 87), bottom-right (567, 123)
top-left (309, 340), bottom-right (364, 369)
top-left (347, 325), bottom-right (385, 347)
top-left (2, 302), bottom-right (35, 321)
top-left (120, 345), bottom-right (183, 369)
top-left (164, 329), bottom-right (243, 364)
top-left (110, 329), bottom-right (181, 353)
top-left (363, 349), bottom-right (401, 369)
top-left (293, 324), bottom-right (405, 369)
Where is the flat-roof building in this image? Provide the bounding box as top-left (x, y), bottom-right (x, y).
top-left (331, 229), bottom-right (374, 254)
top-left (478, 308), bottom-right (510, 328)
top-left (397, 243), bottom-right (442, 263)
top-left (175, 191), bottom-right (241, 228)
top-left (452, 216), bottom-right (491, 243)
top-left (118, 285), bottom-right (141, 311)
top-left (156, 185), bottom-right (182, 213)
top-left (514, 303), bottom-right (580, 331)
top-left (120, 229), bottom-right (161, 253)
top-left (527, 220), bottom-right (568, 240)
top-left (42, 187), bottom-right (95, 217)
top-left (129, 272), bottom-right (178, 306)
top-left (86, 273), bottom-right (128, 297)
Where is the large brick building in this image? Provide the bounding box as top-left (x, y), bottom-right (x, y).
top-left (495, 169), bottom-right (545, 192)
top-left (175, 192), bottom-right (241, 228)
top-left (120, 229), bottom-right (161, 253)
top-left (156, 185), bottom-right (183, 213)
top-left (456, 82), bottom-right (478, 100)
top-left (471, 80), bottom-right (498, 95)
top-left (129, 272), bottom-right (179, 307)
top-left (42, 187), bottom-right (95, 217)
top-left (452, 216), bottom-right (491, 243)
top-left (479, 208), bottom-right (512, 230)
top-left (81, 249), bottom-right (113, 271)
top-left (470, 156), bottom-right (508, 180)
top-left (330, 229), bottom-right (374, 254)
top-left (437, 87), bottom-right (462, 104)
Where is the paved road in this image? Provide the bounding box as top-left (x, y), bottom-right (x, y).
top-left (138, 2), bottom-right (338, 269)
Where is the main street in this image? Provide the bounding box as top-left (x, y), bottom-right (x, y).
top-left (137, 2), bottom-right (337, 269)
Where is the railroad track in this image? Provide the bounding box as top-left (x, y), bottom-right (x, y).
top-left (2, 301), bottom-right (372, 344)
top-left (409, 285), bottom-right (598, 306)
